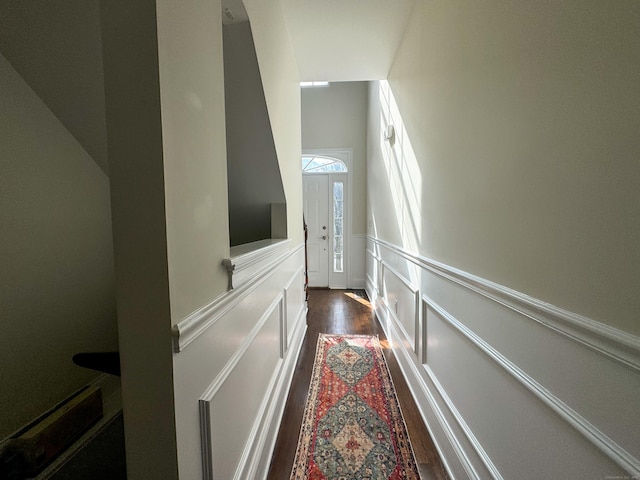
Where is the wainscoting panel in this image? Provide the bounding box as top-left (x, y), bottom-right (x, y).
top-left (366, 236), bottom-right (640, 480)
top-left (285, 267), bottom-right (306, 353)
top-left (200, 297), bottom-right (282, 479)
top-left (172, 244), bottom-right (307, 479)
top-left (350, 234), bottom-right (366, 288)
top-left (381, 262), bottom-right (420, 355)
top-left (365, 248), bottom-right (381, 298)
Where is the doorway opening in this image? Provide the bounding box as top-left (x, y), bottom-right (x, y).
top-left (302, 150), bottom-right (352, 288)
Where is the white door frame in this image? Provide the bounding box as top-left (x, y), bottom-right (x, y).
top-left (302, 148), bottom-right (352, 289)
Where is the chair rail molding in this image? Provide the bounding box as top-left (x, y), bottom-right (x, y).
top-left (173, 242), bottom-right (307, 478)
top-left (366, 235), bottom-right (640, 480)
top-left (173, 242), bottom-right (301, 352)
top-left (367, 235), bottom-right (640, 371)
top-left (424, 294), bottom-right (640, 476)
top-left (222, 239), bottom-right (291, 290)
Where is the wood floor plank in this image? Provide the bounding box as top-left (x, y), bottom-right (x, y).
top-left (267, 289), bottom-right (449, 480)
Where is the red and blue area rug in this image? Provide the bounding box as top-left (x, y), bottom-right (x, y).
top-left (290, 334), bottom-right (420, 479)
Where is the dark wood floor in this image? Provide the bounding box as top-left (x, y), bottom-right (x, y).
top-left (267, 289), bottom-right (449, 480)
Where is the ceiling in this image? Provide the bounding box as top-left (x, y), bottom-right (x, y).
top-left (221, 0), bottom-right (250, 25)
top-left (281, 0), bottom-right (416, 82)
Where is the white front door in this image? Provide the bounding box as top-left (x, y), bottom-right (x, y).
top-left (303, 174), bottom-right (348, 288)
top-left (304, 175), bottom-right (329, 286)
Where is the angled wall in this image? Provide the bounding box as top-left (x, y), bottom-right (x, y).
top-left (0, 52), bottom-right (117, 438)
top-left (223, 21), bottom-right (287, 246)
top-left (245, 0), bottom-right (304, 246)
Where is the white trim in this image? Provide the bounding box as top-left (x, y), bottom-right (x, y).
top-left (281, 266), bottom-right (304, 357)
top-left (243, 308), bottom-right (307, 480)
top-left (424, 295), bottom-right (640, 477)
top-left (381, 260), bottom-right (421, 354)
top-left (372, 291), bottom-right (478, 480)
top-left (173, 243), bottom-right (303, 352)
top-left (366, 248), bottom-right (380, 262)
top-left (199, 400), bottom-right (213, 480)
top-left (368, 236), bottom-right (640, 372)
top-left (421, 300), bottom-right (428, 364)
top-left (365, 273), bottom-right (376, 296)
top-left (198, 294), bottom-right (283, 480)
top-left (303, 148), bottom-right (353, 290)
top-left (200, 305), bottom-right (307, 480)
top-left (222, 239), bottom-right (291, 290)
top-left (349, 233), bottom-right (367, 289)
top-left (232, 361), bottom-right (282, 480)
top-left (423, 365), bottom-right (504, 480)
top-left (199, 295), bottom-right (283, 402)
top-left (279, 296), bottom-right (287, 358)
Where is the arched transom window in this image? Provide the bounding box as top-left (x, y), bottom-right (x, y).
top-left (301, 156), bottom-right (348, 173)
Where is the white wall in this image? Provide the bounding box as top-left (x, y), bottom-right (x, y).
top-left (156, 0), bottom-right (231, 322)
top-left (301, 81), bottom-right (368, 287)
top-left (171, 2), bottom-right (307, 477)
top-left (367, 1), bottom-right (640, 477)
top-left (365, 235), bottom-right (639, 480)
top-left (102, 1), bottom-right (304, 478)
top-left (382, 0), bottom-right (640, 336)
top-left (173, 243), bottom-right (307, 479)
top-left (245, 0), bottom-right (304, 246)
top-left (0, 52), bottom-right (117, 438)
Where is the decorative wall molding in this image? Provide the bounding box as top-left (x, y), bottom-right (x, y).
top-left (240, 310), bottom-right (307, 480)
top-left (199, 304), bottom-right (307, 480)
top-left (368, 236), bottom-right (640, 372)
top-left (350, 234), bottom-right (367, 288)
top-left (380, 260), bottom-right (420, 355)
top-left (173, 243), bottom-right (303, 352)
top-left (281, 266), bottom-right (305, 358)
top-left (376, 297), bottom-right (488, 480)
top-left (424, 295), bottom-right (640, 477)
top-left (366, 235), bottom-right (640, 479)
top-left (174, 238), bottom-right (306, 478)
top-left (422, 364), bottom-right (504, 480)
top-left (222, 239), bottom-right (291, 290)
top-left (199, 294), bottom-right (283, 402)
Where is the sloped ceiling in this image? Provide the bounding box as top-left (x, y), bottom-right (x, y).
top-left (0, 0), bottom-right (109, 175)
top-left (281, 0), bottom-right (416, 81)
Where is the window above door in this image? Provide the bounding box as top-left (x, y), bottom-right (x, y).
top-left (302, 156), bottom-right (348, 174)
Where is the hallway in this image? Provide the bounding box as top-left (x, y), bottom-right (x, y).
top-left (267, 289), bottom-right (449, 479)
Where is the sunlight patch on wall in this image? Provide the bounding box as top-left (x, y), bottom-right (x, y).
top-left (377, 80), bottom-right (422, 256)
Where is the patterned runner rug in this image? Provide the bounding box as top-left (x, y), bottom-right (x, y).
top-left (290, 334), bottom-right (420, 479)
